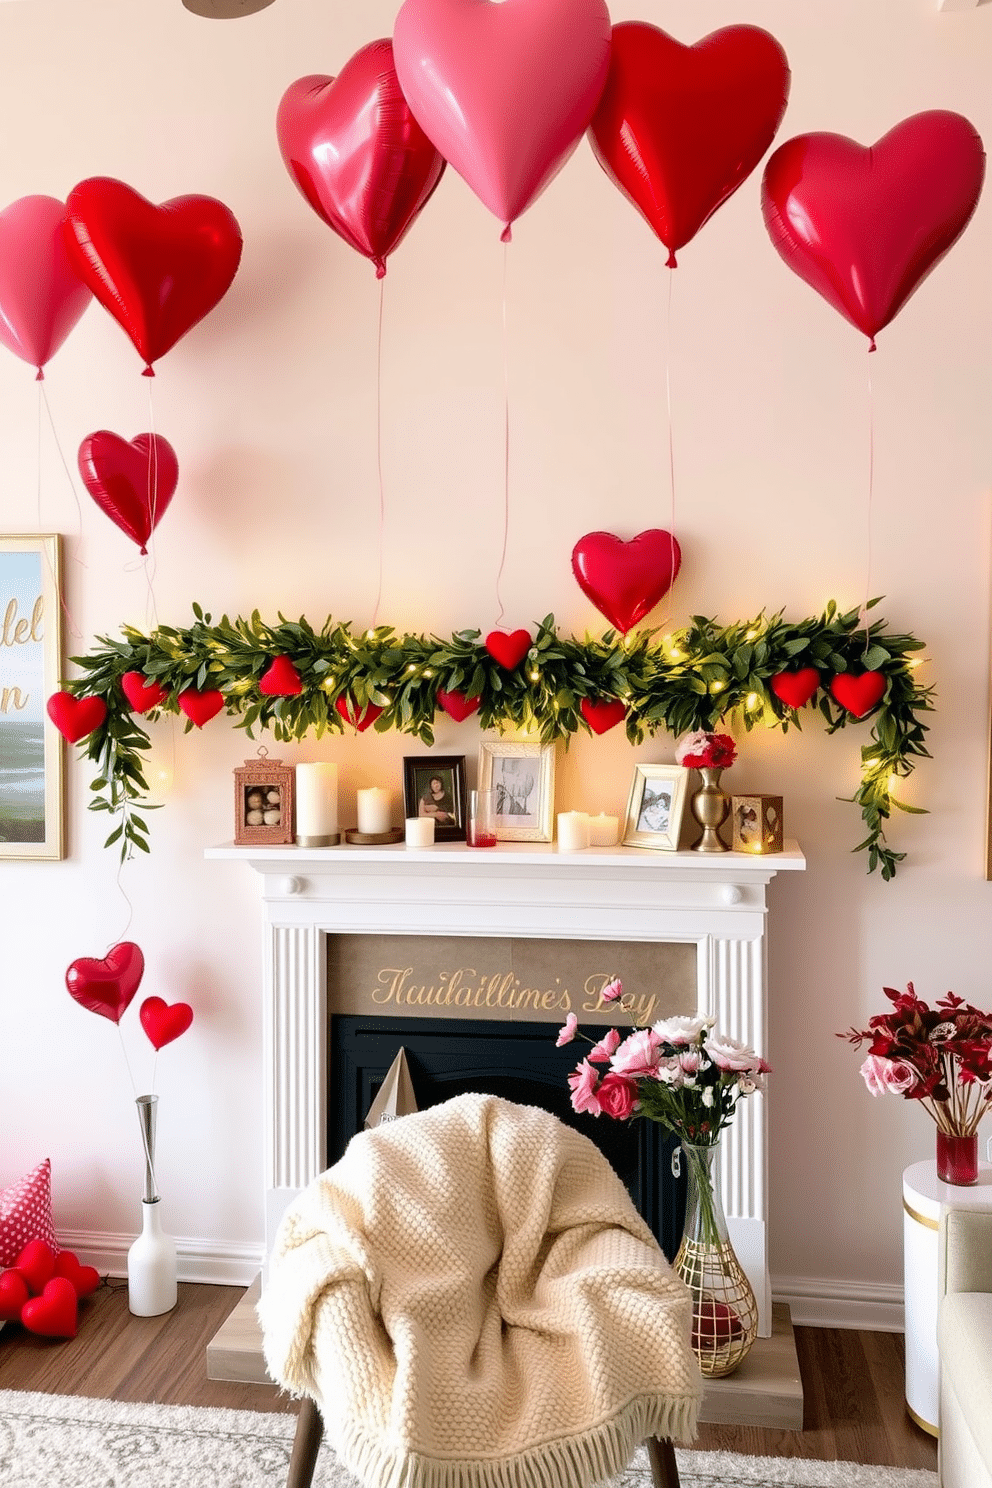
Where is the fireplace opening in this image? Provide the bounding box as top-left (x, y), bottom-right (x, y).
top-left (330, 1013), bottom-right (688, 1262)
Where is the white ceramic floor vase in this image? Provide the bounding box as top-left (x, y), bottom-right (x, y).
top-left (128, 1094), bottom-right (178, 1317)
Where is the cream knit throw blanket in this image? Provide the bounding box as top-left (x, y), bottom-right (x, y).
top-left (259, 1094), bottom-right (702, 1488)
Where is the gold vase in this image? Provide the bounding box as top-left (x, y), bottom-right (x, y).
top-left (690, 767), bottom-right (730, 852)
top-left (674, 1142), bottom-right (758, 1378)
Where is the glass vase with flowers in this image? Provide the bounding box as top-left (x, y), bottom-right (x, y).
top-left (675, 732), bottom-right (737, 852)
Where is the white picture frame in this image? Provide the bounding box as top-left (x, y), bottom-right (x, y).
top-left (477, 741), bottom-right (555, 842)
top-left (621, 763), bottom-right (690, 852)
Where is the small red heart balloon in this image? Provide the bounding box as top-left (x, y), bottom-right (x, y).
top-left (571, 529), bottom-right (681, 633)
top-left (436, 689), bottom-right (481, 722)
top-left (580, 697), bottom-right (627, 735)
top-left (177, 687), bottom-right (225, 728)
top-left (21, 1277), bottom-right (78, 1338)
top-left (0, 1269), bottom-right (29, 1321)
top-left (335, 694), bottom-right (383, 732)
top-left (52, 1250), bottom-right (100, 1299)
top-left (139, 995), bottom-right (194, 1051)
top-left (0, 195), bottom-right (92, 374)
top-left (78, 431), bottom-right (178, 555)
top-left (66, 941), bottom-right (145, 1025)
top-left (46, 691), bottom-right (107, 744)
top-left (830, 671), bottom-right (887, 718)
top-left (64, 177), bottom-right (243, 371)
top-left (259, 655), bottom-right (303, 696)
top-left (770, 667), bottom-right (820, 710)
top-left (121, 671), bottom-right (168, 713)
top-left (14, 1238), bottom-right (57, 1295)
top-left (485, 630), bottom-right (532, 670)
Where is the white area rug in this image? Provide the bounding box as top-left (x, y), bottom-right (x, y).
top-left (0, 1390), bottom-right (938, 1488)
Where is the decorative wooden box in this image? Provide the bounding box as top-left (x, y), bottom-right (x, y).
top-left (730, 794), bottom-right (784, 855)
top-left (233, 753), bottom-right (295, 845)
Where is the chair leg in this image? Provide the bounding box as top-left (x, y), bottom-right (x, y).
top-left (646, 1435), bottom-right (681, 1488)
top-left (286, 1396), bottom-right (324, 1488)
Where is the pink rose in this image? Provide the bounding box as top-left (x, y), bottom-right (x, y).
top-left (860, 1053), bottom-right (892, 1096)
top-left (556, 1013), bottom-right (579, 1047)
top-left (881, 1058), bottom-right (919, 1095)
top-left (568, 1059), bottom-right (603, 1116)
top-left (589, 1027), bottom-right (621, 1063)
top-left (596, 1073), bottom-right (638, 1120)
top-left (611, 1028), bottom-right (661, 1077)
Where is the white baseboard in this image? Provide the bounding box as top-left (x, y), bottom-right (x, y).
top-left (59, 1229), bottom-right (266, 1287)
top-left (773, 1273), bottom-right (905, 1332)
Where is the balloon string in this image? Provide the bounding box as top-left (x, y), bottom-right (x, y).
top-left (36, 380), bottom-right (86, 641)
top-left (370, 274), bottom-right (386, 633)
top-left (665, 265), bottom-right (677, 593)
top-left (112, 857), bottom-right (136, 949)
top-left (117, 1023), bottom-right (140, 1102)
top-left (494, 238), bottom-right (511, 628)
top-left (144, 380), bottom-right (161, 635)
top-left (861, 347), bottom-right (875, 660)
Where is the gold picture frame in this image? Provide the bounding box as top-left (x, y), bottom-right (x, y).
top-left (621, 763), bottom-right (690, 852)
top-left (477, 741), bottom-right (555, 842)
top-left (0, 534), bottom-right (64, 859)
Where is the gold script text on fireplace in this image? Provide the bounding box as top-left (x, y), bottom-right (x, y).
top-left (371, 967), bottom-right (658, 1025)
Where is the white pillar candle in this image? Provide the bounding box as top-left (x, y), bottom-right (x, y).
top-left (557, 811), bottom-right (590, 852)
top-left (405, 816), bottom-right (435, 847)
top-left (587, 812), bottom-right (619, 847)
top-left (295, 763), bottom-right (338, 841)
top-left (357, 786), bottom-right (391, 835)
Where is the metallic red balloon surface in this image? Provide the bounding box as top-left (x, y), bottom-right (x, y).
top-left (63, 178), bottom-right (243, 370)
top-left (78, 431), bottom-right (178, 554)
top-left (571, 530), bottom-right (681, 635)
top-left (761, 112), bottom-right (985, 347)
top-left (588, 22), bottom-right (790, 264)
top-left (277, 41), bottom-right (445, 278)
top-left (65, 941), bottom-right (145, 1025)
top-left (0, 196), bottom-right (91, 374)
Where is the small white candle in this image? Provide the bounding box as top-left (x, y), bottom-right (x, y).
top-left (557, 811), bottom-right (590, 852)
top-left (357, 786), bottom-right (391, 835)
top-left (295, 762), bottom-right (338, 840)
top-left (405, 816), bottom-right (435, 847)
top-left (587, 812), bottom-right (619, 847)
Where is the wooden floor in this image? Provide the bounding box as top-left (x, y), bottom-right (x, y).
top-left (0, 1280), bottom-right (938, 1473)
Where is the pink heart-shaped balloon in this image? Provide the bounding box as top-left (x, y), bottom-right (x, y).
top-left (436, 688), bottom-right (481, 722)
top-left (485, 630), bottom-right (531, 670)
top-left (121, 671), bottom-right (168, 713)
top-left (21, 1277), bottom-right (78, 1338)
top-left (53, 1250), bottom-right (100, 1299)
top-left (177, 687), bottom-right (225, 728)
top-left (0, 1269), bottom-right (29, 1321)
top-left (259, 655), bottom-right (303, 696)
top-left (770, 667), bottom-right (820, 710)
top-left (277, 44), bottom-right (446, 278)
top-left (66, 941), bottom-right (145, 1025)
top-left (335, 695), bottom-right (383, 732)
top-left (830, 671), bottom-right (887, 718)
top-left (46, 691), bottom-right (107, 744)
top-left (14, 1239), bottom-right (56, 1295)
top-left (762, 112), bottom-right (985, 346)
top-left (78, 432), bottom-right (178, 555)
top-left (393, 0), bottom-right (611, 232)
top-left (572, 529), bottom-right (682, 633)
top-left (580, 697), bottom-right (627, 735)
top-left (139, 995), bottom-right (194, 1051)
top-left (0, 195), bottom-right (91, 374)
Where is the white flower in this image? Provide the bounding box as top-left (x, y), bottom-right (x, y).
top-left (705, 1033), bottom-right (770, 1076)
top-left (653, 1015), bottom-right (713, 1046)
top-left (702, 1086), bottom-right (715, 1107)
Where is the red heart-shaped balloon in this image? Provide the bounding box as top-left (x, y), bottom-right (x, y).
top-left (121, 671), bottom-right (168, 713)
top-left (177, 687), bottom-right (225, 728)
top-left (762, 112), bottom-right (985, 346)
top-left (485, 630), bottom-right (532, 670)
top-left (572, 530), bottom-right (681, 634)
top-left (589, 22), bottom-right (790, 263)
top-left (65, 941), bottom-right (145, 1025)
top-left (139, 995), bottom-right (194, 1051)
top-left (0, 1269), bottom-right (29, 1321)
top-left (21, 1276), bottom-right (78, 1338)
top-left (0, 195), bottom-right (92, 374)
top-left (259, 655), bottom-right (303, 696)
top-left (830, 671), bottom-right (887, 718)
top-left (277, 44), bottom-right (446, 278)
top-left (14, 1238), bottom-right (56, 1295)
top-left (52, 1250), bottom-right (100, 1299)
top-left (78, 431), bottom-right (178, 555)
top-left (436, 688), bottom-right (481, 722)
top-left (64, 177), bottom-right (243, 370)
top-left (335, 694), bottom-right (384, 732)
top-left (580, 697), bottom-right (627, 735)
top-left (46, 691), bottom-right (107, 744)
top-left (770, 667), bottom-right (820, 710)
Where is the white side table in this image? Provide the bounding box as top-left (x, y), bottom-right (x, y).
top-left (902, 1158), bottom-right (992, 1435)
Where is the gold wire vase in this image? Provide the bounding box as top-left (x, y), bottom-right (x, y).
top-left (674, 1141), bottom-right (759, 1378)
top-left (690, 768), bottom-right (731, 852)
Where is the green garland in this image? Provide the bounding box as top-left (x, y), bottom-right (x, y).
top-left (66, 598), bottom-right (933, 879)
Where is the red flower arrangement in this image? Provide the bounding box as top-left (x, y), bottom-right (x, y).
top-left (674, 731), bottom-right (737, 769)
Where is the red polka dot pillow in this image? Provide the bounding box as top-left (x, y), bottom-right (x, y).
top-left (0, 1159), bottom-right (60, 1267)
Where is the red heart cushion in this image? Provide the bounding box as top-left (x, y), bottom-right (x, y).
top-left (121, 670), bottom-right (168, 713)
top-left (53, 1250), bottom-right (100, 1299)
top-left (15, 1237), bottom-right (56, 1294)
top-left (335, 695), bottom-right (383, 732)
top-left (139, 995), bottom-right (194, 1051)
top-left (571, 529), bottom-right (681, 633)
top-left (177, 687), bottom-right (225, 728)
top-left (46, 691), bottom-right (107, 744)
top-left (770, 667), bottom-right (820, 710)
top-left (65, 940), bottom-right (145, 1025)
top-left (259, 655), bottom-right (303, 696)
top-left (78, 431), bottom-right (179, 554)
top-left (436, 689), bottom-right (481, 722)
top-left (0, 1268), bottom-right (29, 1321)
top-left (21, 1276), bottom-right (78, 1338)
top-left (830, 671), bottom-right (886, 718)
top-left (580, 698), bottom-right (627, 735)
top-left (485, 630), bottom-right (531, 670)
top-left (0, 1158), bottom-right (59, 1267)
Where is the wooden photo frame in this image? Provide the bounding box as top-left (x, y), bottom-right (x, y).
top-left (403, 755), bottom-right (467, 842)
top-left (477, 740), bottom-right (555, 842)
top-left (621, 763), bottom-right (690, 852)
top-left (0, 535), bottom-right (63, 860)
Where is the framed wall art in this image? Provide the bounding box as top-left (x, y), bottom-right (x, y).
top-left (477, 740), bottom-right (555, 842)
top-left (0, 535), bottom-right (63, 860)
top-left (403, 755), bottom-right (467, 842)
top-left (621, 763), bottom-right (689, 852)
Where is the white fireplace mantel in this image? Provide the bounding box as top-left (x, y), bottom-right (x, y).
top-left (207, 839), bottom-right (805, 1335)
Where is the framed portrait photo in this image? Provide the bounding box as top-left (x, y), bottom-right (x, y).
top-left (0, 534), bottom-right (64, 860)
top-left (478, 740), bottom-right (555, 842)
top-left (621, 763), bottom-right (690, 852)
top-left (403, 755), bottom-right (467, 842)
